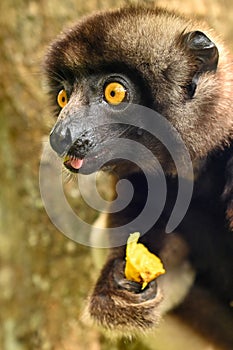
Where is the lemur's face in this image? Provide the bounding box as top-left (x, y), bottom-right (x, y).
top-left (49, 71), bottom-right (154, 175)
top-left (50, 72), bottom-right (189, 177)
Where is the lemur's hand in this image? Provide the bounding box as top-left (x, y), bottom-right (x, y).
top-left (88, 254), bottom-right (163, 333)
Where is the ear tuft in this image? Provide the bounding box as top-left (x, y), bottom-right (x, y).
top-left (183, 31), bottom-right (219, 73)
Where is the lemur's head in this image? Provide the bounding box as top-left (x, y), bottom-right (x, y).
top-left (44, 7), bottom-right (232, 178)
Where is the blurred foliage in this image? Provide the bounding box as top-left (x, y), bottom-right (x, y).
top-left (0, 0), bottom-right (233, 349)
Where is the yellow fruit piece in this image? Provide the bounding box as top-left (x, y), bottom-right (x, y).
top-left (125, 232), bottom-right (166, 289)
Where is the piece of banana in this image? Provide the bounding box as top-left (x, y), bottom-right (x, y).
top-left (125, 232), bottom-right (166, 289)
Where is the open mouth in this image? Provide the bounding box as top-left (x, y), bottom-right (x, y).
top-left (63, 155), bottom-right (84, 173)
top-left (63, 146), bottom-right (123, 174)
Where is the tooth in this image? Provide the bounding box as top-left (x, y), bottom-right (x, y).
top-left (63, 155), bottom-right (70, 162)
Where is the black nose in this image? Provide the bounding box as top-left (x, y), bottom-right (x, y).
top-left (50, 123), bottom-right (72, 156)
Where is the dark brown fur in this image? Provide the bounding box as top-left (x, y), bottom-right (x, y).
top-left (44, 6), bottom-right (233, 347)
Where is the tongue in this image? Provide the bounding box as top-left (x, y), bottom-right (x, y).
top-left (70, 158), bottom-right (84, 170)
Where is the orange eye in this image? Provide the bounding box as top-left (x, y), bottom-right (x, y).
top-left (104, 82), bottom-right (127, 105)
top-left (57, 89), bottom-right (68, 108)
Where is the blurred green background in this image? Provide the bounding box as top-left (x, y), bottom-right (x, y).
top-left (0, 0), bottom-right (233, 349)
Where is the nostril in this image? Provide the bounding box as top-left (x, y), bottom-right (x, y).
top-left (50, 125), bottom-right (72, 157)
top-left (83, 139), bottom-right (90, 146)
top-left (68, 136), bottom-right (93, 158)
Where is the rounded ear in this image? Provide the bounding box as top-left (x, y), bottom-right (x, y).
top-left (182, 31), bottom-right (219, 73)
